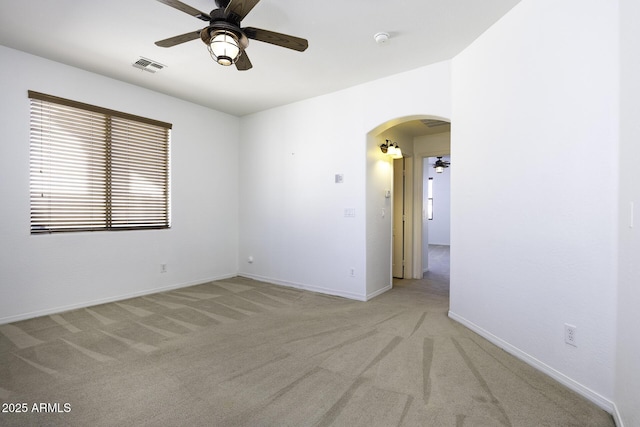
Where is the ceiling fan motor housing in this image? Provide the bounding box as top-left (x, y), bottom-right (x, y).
top-left (215, 0), bottom-right (231, 9)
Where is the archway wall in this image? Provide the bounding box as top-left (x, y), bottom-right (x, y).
top-left (239, 60), bottom-right (451, 301)
top-left (364, 66), bottom-right (452, 298)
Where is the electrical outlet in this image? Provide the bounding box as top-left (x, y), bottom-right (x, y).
top-left (564, 323), bottom-right (577, 347)
top-left (160, 263), bottom-right (167, 274)
top-left (349, 268), bottom-right (355, 277)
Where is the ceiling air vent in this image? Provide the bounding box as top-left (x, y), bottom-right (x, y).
top-left (132, 57), bottom-right (166, 73)
top-left (420, 119), bottom-right (450, 128)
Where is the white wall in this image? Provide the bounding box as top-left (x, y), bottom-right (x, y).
top-left (239, 61), bottom-right (451, 300)
top-left (237, 92), bottom-right (368, 299)
top-left (616, 0), bottom-right (640, 425)
top-left (0, 46), bottom-right (240, 323)
top-left (450, 0), bottom-right (618, 411)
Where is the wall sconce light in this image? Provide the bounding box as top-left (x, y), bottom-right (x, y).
top-left (380, 140), bottom-right (403, 159)
top-left (434, 156), bottom-right (450, 173)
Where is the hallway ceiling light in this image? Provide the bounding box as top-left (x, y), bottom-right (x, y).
top-left (434, 156), bottom-right (450, 173)
top-left (380, 140), bottom-right (403, 159)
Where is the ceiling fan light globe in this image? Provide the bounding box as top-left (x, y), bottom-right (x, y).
top-left (208, 31), bottom-right (241, 65)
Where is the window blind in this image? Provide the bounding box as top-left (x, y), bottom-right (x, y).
top-left (28, 91), bottom-right (171, 234)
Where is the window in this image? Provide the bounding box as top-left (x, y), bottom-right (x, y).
top-left (29, 91), bottom-right (171, 234)
top-left (427, 177), bottom-right (434, 220)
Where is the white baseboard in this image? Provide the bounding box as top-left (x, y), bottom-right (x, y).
top-left (366, 284), bottom-right (392, 301)
top-left (239, 273), bottom-right (367, 301)
top-left (0, 273), bottom-right (237, 325)
top-left (238, 273), bottom-right (391, 301)
top-left (612, 402), bottom-right (624, 427)
top-left (448, 310), bottom-right (616, 415)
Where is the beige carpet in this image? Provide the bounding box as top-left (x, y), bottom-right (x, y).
top-left (0, 267), bottom-right (613, 426)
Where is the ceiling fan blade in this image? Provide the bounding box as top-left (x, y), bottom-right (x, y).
top-left (225, 0), bottom-right (261, 21)
top-left (155, 30), bottom-right (202, 47)
top-left (156, 0), bottom-right (210, 21)
top-left (243, 27), bottom-right (308, 52)
top-left (235, 50), bottom-right (253, 71)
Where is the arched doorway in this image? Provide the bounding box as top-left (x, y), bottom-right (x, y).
top-left (365, 115), bottom-right (450, 298)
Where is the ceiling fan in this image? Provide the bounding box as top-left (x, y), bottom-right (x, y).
top-left (432, 157), bottom-right (450, 173)
top-left (155, 0), bottom-right (308, 71)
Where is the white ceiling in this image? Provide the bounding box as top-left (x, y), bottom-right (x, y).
top-left (0, 0), bottom-right (519, 117)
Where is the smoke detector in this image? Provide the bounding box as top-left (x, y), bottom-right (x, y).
top-left (374, 32), bottom-right (390, 44)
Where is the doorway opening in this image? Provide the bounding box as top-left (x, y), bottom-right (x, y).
top-left (422, 156), bottom-right (451, 277)
top-left (386, 120), bottom-right (451, 279)
top-left (364, 115), bottom-right (450, 299)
